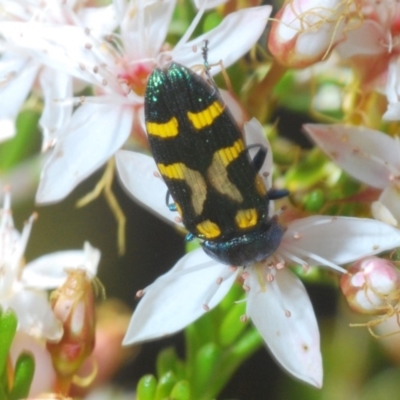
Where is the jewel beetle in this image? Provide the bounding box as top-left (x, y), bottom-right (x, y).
top-left (144, 57), bottom-right (287, 266)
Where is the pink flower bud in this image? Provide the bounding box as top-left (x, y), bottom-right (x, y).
top-left (268, 0), bottom-right (347, 68)
top-left (341, 257), bottom-right (400, 315)
top-left (46, 269), bottom-right (96, 394)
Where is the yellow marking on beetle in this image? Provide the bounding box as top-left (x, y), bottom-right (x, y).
top-left (187, 100), bottom-right (224, 129)
top-left (147, 117), bottom-right (179, 138)
top-left (254, 174), bottom-right (267, 196)
top-left (207, 142), bottom-right (244, 203)
top-left (196, 220), bottom-right (221, 239)
top-left (157, 163), bottom-right (185, 180)
top-left (216, 139), bottom-right (245, 167)
top-left (157, 163), bottom-right (207, 215)
top-left (235, 208), bottom-right (258, 229)
top-left (184, 168), bottom-right (207, 215)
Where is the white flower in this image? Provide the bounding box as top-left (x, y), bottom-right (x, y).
top-left (0, 190), bottom-right (100, 340)
top-left (304, 124), bottom-right (400, 227)
top-left (0, 0), bottom-right (272, 203)
top-left (0, 0), bottom-right (117, 145)
top-left (115, 118), bottom-right (400, 387)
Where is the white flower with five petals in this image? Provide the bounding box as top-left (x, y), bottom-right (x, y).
top-left (115, 118), bottom-right (400, 387)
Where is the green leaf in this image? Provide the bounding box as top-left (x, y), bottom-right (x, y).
top-left (185, 239), bottom-right (200, 254)
top-left (10, 353), bottom-right (35, 400)
top-left (0, 310), bottom-right (18, 377)
top-left (137, 375), bottom-right (157, 400)
top-left (304, 189), bottom-right (325, 212)
top-left (185, 311), bottom-right (215, 375)
top-left (209, 328), bottom-right (263, 398)
top-left (202, 11), bottom-right (223, 32)
top-left (0, 385), bottom-right (7, 400)
top-left (170, 380), bottom-right (191, 400)
top-left (155, 371), bottom-right (177, 400)
top-left (156, 347), bottom-right (179, 378)
top-left (0, 110), bottom-right (40, 171)
top-left (273, 72), bottom-right (312, 113)
top-left (192, 343), bottom-right (222, 397)
top-left (218, 282), bottom-right (242, 313)
top-left (218, 300), bottom-right (246, 347)
top-left (285, 149), bottom-right (328, 191)
top-left (232, 327), bottom-right (263, 360)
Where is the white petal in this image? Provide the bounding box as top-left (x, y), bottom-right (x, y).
top-left (22, 242), bottom-right (100, 289)
top-left (335, 20), bottom-right (385, 58)
top-left (0, 1), bottom-right (32, 21)
top-left (193, 0), bottom-right (227, 10)
top-left (282, 216), bottom-right (400, 267)
top-left (123, 249), bottom-right (238, 344)
top-left (244, 117), bottom-right (272, 187)
top-left (81, 241), bottom-right (101, 277)
top-left (39, 67), bottom-right (73, 150)
top-left (36, 103), bottom-right (132, 203)
top-left (78, 4), bottom-right (119, 33)
top-left (383, 56), bottom-right (400, 120)
top-left (173, 6), bottom-right (272, 72)
top-left (246, 267), bottom-right (322, 387)
top-left (371, 200), bottom-right (398, 226)
top-left (304, 124), bottom-right (400, 189)
top-left (0, 120), bottom-right (15, 142)
top-left (112, 0), bottom-right (127, 24)
top-left (0, 54), bottom-right (39, 140)
top-left (383, 102), bottom-right (400, 121)
top-left (0, 22), bottom-right (116, 89)
top-left (219, 89), bottom-right (247, 127)
top-left (121, 0), bottom-right (176, 57)
top-left (115, 150), bottom-right (182, 226)
top-left (5, 290), bottom-right (63, 341)
top-left (374, 185), bottom-right (400, 225)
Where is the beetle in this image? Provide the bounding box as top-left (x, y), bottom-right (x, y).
top-left (144, 58), bottom-right (287, 266)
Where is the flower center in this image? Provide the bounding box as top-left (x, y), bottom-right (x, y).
top-left (119, 62), bottom-right (153, 97)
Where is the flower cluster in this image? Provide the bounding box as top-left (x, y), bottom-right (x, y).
top-left (0, 0), bottom-right (271, 203)
top-left (1, 0), bottom-right (400, 398)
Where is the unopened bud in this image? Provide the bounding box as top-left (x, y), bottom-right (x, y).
top-left (47, 269), bottom-right (96, 384)
top-left (268, 0), bottom-right (347, 68)
top-left (341, 257), bottom-right (400, 315)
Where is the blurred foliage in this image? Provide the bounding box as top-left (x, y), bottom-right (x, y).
top-left (0, 309), bottom-right (35, 400)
